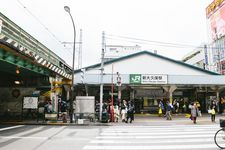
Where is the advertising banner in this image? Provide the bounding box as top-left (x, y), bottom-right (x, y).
top-left (23, 97), bottom-right (38, 109)
top-left (204, 45), bottom-right (208, 65)
top-left (208, 3), bottom-right (225, 40)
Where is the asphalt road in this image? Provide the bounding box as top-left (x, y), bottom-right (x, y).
top-left (0, 125), bottom-right (100, 150)
top-left (0, 122), bottom-right (222, 150)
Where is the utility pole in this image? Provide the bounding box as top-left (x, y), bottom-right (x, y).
top-left (111, 64), bottom-right (114, 106)
top-left (78, 29), bottom-right (83, 69)
top-left (110, 64), bottom-right (114, 122)
top-left (117, 72), bottom-right (122, 107)
top-left (99, 31), bottom-right (105, 121)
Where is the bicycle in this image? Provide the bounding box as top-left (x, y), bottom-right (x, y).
top-left (214, 119), bottom-right (225, 149)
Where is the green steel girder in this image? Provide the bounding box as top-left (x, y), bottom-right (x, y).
top-left (24, 60), bottom-right (33, 70)
top-left (14, 56), bottom-right (24, 66)
top-left (0, 47), bottom-right (51, 76)
top-left (0, 48), bottom-right (4, 58)
top-left (4, 51), bottom-right (15, 62)
top-left (38, 67), bottom-right (44, 74)
top-left (15, 59), bottom-right (24, 66)
top-left (32, 65), bottom-right (39, 72)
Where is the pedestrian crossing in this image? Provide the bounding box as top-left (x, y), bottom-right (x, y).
top-left (83, 125), bottom-right (220, 150)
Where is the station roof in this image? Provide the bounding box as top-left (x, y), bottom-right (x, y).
top-left (75, 50), bottom-right (218, 75)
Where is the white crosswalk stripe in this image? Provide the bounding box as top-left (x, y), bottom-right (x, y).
top-left (83, 125), bottom-right (220, 150)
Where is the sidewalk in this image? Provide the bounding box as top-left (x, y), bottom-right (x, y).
top-left (108, 113), bottom-right (224, 126)
top-left (0, 119), bottom-right (109, 126)
top-left (0, 113), bottom-right (224, 126)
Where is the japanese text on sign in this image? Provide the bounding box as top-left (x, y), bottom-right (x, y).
top-left (206, 0), bottom-right (224, 18)
top-left (141, 74), bottom-right (167, 84)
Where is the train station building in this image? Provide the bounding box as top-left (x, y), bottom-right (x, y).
top-left (74, 51), bottom-right (225, 113)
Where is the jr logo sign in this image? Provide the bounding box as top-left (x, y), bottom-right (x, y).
top-left (130, 74), bottom-right (141, 84)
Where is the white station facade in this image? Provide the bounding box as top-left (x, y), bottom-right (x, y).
top-left (74, 51), bottom-right (225, 113)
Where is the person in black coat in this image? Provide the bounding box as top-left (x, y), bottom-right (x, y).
top-left (126, 101), bottom-right (134, 123)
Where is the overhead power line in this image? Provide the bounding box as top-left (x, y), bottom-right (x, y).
top-left (16, 0), bottom-right (62, 44)
top-left (16, 0), bottom-right (73, 55)
top-left (106, 37), bottom-right (192, 49)
top-left (106, 34), bottom-right (225, 49)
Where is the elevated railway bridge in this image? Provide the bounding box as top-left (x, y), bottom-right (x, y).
top-left (0, 12), bottom-right (72, 120)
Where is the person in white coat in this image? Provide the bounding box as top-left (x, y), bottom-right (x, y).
top-left (121, 100), bottom-right (127, 122)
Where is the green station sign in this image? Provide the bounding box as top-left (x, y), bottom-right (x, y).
top-left (130, 74), bottom-right (141, 84)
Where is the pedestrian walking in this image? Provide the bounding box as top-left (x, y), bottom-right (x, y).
top-left (191, 102), bottom-right (199, 124)
top-left (211, 106), bottom-right (216, 122)
top-left (158, 100), bottom-right (164, 117)
top-left (221, 97), bottom-right (225, 114)
top-left (45, 100), bottom-right (53, 113)
top-left (121, 100), bottom-right (127, 122)
top-left (102, 101), bottom-right (109, 123)
top-left (173, 99), bottom-right (178, 114)
top-left (126, 101), bottom-right (134, 123)
top-left (37, 100), bottom-right (45, 123)
top-left (166, 101), bottom-right (172, 120)
top-left (196, 101), bottom-right (202, 117)
top-left (109, 104), bottom-right (115, 122)
top-left (114, 105), bottom-right (120, 122)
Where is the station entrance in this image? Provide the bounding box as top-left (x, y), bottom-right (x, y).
top-left (75, 83), bottom-right (222, 115)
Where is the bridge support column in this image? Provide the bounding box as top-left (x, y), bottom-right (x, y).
top-left (163, 85), bottom-right (177, 103)
top-left (49, 76), bottom-right (63, 113)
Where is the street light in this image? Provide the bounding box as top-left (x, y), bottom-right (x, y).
top-left (64, 6), bottom-right (76, 123)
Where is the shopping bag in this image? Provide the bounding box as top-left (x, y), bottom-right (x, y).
top-left (208, 109), bottom-right (212, 114)
top-left (159, 108), bottom-right (162, 114)
top-left (185, 113), bottom-right (191, 118)
top-left (198, 110), bottom-right (202, 117)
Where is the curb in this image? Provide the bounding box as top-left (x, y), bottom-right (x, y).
top-left (0, 121), bottom-right (110, 126)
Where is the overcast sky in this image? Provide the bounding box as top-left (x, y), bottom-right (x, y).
top-left (1, 0), bottom-right (213, 68)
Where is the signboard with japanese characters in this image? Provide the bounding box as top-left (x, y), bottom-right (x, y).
top-left (130, 74), bottom-right (168, 84)
top-left (142, 74), bottom-right (168, 84)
